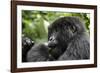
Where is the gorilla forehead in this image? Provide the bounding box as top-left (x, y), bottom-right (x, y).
top-left (48, 16), bottom-right (86, 32)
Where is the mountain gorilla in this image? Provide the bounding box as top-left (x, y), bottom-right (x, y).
top-left (48, 16), bottom-right (90, 60)
top-left (27, 44), bottom-right (54, 62)
top-left (26, 16), bottom-right (90, 62)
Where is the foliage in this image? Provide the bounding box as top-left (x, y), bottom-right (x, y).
top-left (22, 10), bottom-right (90, 43)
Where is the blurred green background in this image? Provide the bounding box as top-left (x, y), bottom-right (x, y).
top-left (22, 10), bottom-right (90, 43)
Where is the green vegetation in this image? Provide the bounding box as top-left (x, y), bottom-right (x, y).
top-left (22, 10), bottom-right (90, 43)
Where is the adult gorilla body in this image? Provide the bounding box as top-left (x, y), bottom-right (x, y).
top-left (48, 17), bottom-right (90, 60)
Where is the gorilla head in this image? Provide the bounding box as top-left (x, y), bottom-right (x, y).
top-left (48, 16), bottom-right (88, 59)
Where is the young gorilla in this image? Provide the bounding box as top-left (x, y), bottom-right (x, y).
top-left (48, 16), bottom-right (90, 60)
top-left (27, 44), bottom-right (54, 62)
top-left (22, 37), bottom-right (34, 62)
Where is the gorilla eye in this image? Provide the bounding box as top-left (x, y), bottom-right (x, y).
top-left (49, 35), bottom-right (55, 41)
top-left (70, 26), bottom-right (76, 33)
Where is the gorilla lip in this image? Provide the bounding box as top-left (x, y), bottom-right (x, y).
top-left (48, 42), bottom-right (57, 49)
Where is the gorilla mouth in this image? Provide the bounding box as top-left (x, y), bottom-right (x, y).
top-left (48, 42), bottom-right (57, 49)
top-left (48, 44), bottom-right (56, 49)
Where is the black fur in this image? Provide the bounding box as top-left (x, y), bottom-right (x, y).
top-left (22, 37), bottom-right (34, 62)
top-left (48, 16), bottom-right (90, 60)
top-left (27, 44), bottom-right (54, 62)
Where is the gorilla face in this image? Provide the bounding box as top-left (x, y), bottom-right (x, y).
top-left (48, 16), bottom-right (86, 59)
top-left (48, 24), bottom-right (74, 59)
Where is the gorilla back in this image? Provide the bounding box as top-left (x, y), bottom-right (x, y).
top-left (48, 16), bottom-right (90, 60)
